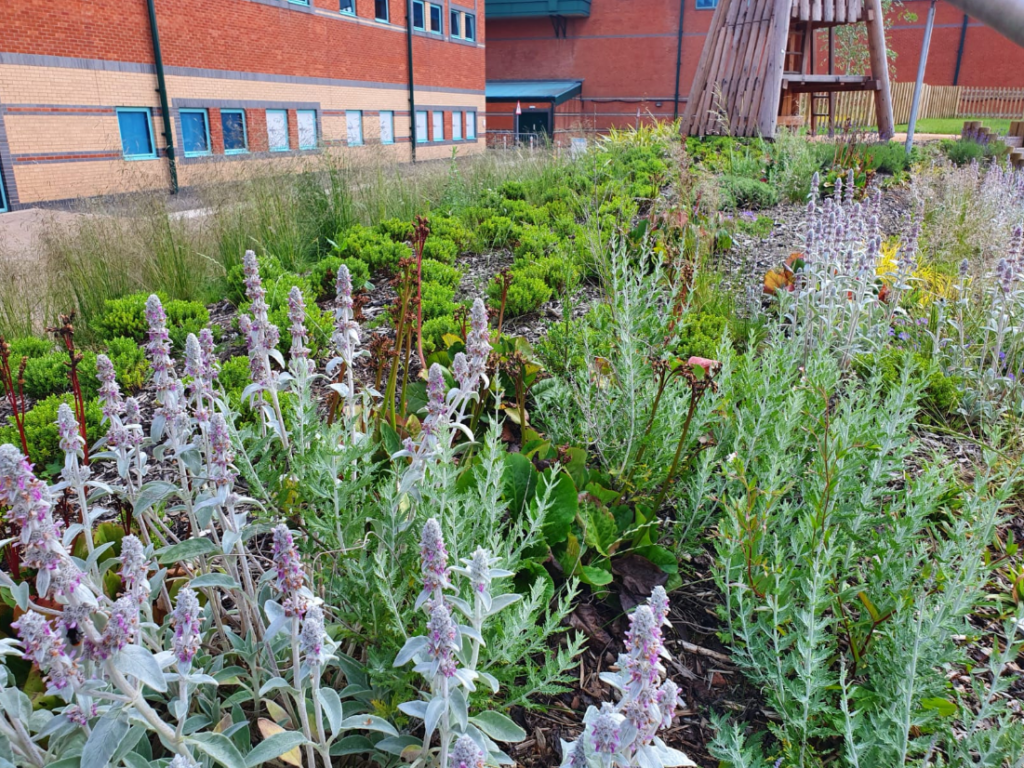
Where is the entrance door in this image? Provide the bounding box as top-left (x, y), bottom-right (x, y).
top-left (517, 110), bottom-right (550, 141)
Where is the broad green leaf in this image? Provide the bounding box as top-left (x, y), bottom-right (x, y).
top-left (80, 715), bottom-right (129, 768)
top-left (318, 687), bottom-right (343, 737)
top-left (469, 711), bottom-right (526, 743)
top-left (538, 469), bottom-right (577, 545)
top-left (133, 481), bottom-right (178, 515)
top-left (503, 452), bottom-right (537, 516)
top-left (188, 732), bottom-right (247, 768)
top-left (156, 537), bottom-right (218, 565)
top-left (329, 735), bottom-right (374, 757)
top-left (191, 573), bottom-right (241, 590)
top-left (339, 715), bottom-right (398, 736)
top-left (244, 729), bottom-right (306, 767)
top-left (113, 645), bottom-right (167, 693)
top-left (920, 697), bottom-right (958, 717)
top-left (580, 563), bottom-right (613, 587)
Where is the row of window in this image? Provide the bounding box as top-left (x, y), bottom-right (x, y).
top-left (413, 110), bottom-right (476, 143)
top-left (411, 0), bottom-right (476, 39)
top-left (116, 106), bottom-right (476, 159)
top-left (338, 0), bottom-right (391, 22)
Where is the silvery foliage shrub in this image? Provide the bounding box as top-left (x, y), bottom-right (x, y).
top-left (705, 336), bottom-right (1024, 767)
top-left (389, 518), bottom-right (526, 767)
top-left (559, 587), bottom-right (694, 768)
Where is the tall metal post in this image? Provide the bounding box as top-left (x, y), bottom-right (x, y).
top-left (905, 0), bottom-right (937, 154)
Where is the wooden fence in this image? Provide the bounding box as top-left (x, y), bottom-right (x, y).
top-left (803, 84), bottom-right (1024, 128)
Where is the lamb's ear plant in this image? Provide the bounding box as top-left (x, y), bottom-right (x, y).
top-left (391, 518), bottom-right (526, 767)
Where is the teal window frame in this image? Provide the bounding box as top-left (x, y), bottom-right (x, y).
top-left (412, 0), bottom-right (425, 29)
top-left (339, 0), bottom-right (355, 14)
top-left (431, 111), bottom-right (444, 142)
top-left (116, 107), bottom-right (157, 161)
top-left (415, 111), bottom-right (428, 143)
top-left (180, 108), bottom-right (211, 157)
top-left (289, 0), bottom-right (310, 5)
top-left (297, 109), bottom-right (319, 149)
top-left (465, 111), bottom-right (476, 140)
top-left (452, 111), bottom-right (462, 140)
top-left (221, 109), bottom-right (248, 154)
top-left (428, 3), bottom-right (442, 34)
top-left (0, 168), bottom-right (8, 213)
top-left (450, 9), bottom-right (461, 37)
top-left (464, 12), bottom-right (475, 40)
top-left (267, 109), bottom-right (290, 152)
top-left (375, 0), bottom-right (389, 21)
top-left (379, 111), bottom-right (395, 144)
top-left (345, 110), bottom-right (363, 146)
top-left (695, 0), bottom-right (717, 8)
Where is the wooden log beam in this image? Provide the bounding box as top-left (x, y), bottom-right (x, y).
top-left (866, 0), bottom-right (895, 139)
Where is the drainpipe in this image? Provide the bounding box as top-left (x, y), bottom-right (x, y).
top-left (145, 0), bottom-right (178, 194)
top-left (672, 0), bottom-right (686, 119)
top-left (406, 4), bottom-right (418, 161)
top-left (953, 13), bottom-right (968, 85)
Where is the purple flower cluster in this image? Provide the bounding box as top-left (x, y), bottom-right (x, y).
top-left (96, 354), bottom-right (124, 420)
top-left (418, 517), bottom-right (451, 606)
top-left (449, 735), bottom-right (485, 768)
top-left (171, 587), bottom-right (202, 670)
top-left (145, 294), bottom-right (177, 406)
top-left (96, 596), bottom-right (140, 658)
top-left (208, 413), bottom-right (237, 490)
top-left (57, 403), bottom-right (84, 459)
top-left (464, 298), bottom-right (491, 392)
top-left (299, 604), bottom-right (328, 671)
top-left (425, 601), bottom-right (459, 679)
top-left (119, 535), bottom-right (151, 606)
top-left (590, 708), bottom-right (622, 755)
top-left (329, 264), bottom-right (361, 379)
top-left (124, 397), bottom-right (146, 449)
top-left (240, 251), bottom-right (281, 390)
top-left (13, 611), bottom-right (82, 694)
top-left (0, 444), bottom-right (63, 572)
top-left (184, 332), bottom-right (216, 424)
top-left (272, 524), bottom-right (308, 617)
top-left (287, 286), bottom-right (313, 372)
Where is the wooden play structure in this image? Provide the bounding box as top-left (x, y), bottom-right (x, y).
top-left (682, 0), bottom-right (894, 140)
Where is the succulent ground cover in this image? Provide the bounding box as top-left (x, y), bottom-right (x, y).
top-left (1, 125), bottom-right (1024, 768)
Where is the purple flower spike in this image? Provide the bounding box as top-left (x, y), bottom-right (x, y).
top-left (209, 413), bottom-right (237, 489)
top-left (466, 298), bottom-right (491, 391)
top-left (590, 710), bottom-right (621, 755)
top-left (287, 286), bottom-right (312, 368)
top-left (145, 294), bottom-right (176, 404)
top-left (419, 517), bottom-right (450, 604)
top-left (56, 403), bottom-right (84, 458)
top-left (449, 735), bottom-right (485, 768)
top-left (119, 535), bottom-right (150, 605)
top-left (171, 587), bottom-right (202, 670)
top-left (656, 679), bottom-right (682, 730)
top-left (97, 596), bottom-right (140, 658)
top-left (272, 525), bottom-right (308, 617)
top-left (96, 354), bottom-right (124, 419)
top-left (425, 601), bottom-right (458, 679)
top-left (0, 444), bottom-right (63, 572)
top-left (299, 604), bottom-right (328, 671)
top-left (13, 611), bottom-right (82, 693)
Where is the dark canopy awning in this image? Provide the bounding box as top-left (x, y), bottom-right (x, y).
top-left (485, 80), bottom-right (583, 107)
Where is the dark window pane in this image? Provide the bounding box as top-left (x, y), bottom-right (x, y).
top-left (450, 9), bottom-right (460, 36)
top-left (413, 0), bottom-right (424, 28)
top-left (695, 0), bottom-right (717, 7)
top-left (375, 0), bottom-right (388, 19)
top-left (222, 111), bottom-right (247, 152)
top-left (464, 13), bottom-right (474, 39)
top-left (117, 111), bottom-right (153, 158)
top-left (429, 4), bottom-right (441, 32)
top-left (339, 0), bottom-right (354, 12)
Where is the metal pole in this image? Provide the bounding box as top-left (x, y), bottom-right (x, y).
top-left (405, 3), bottom-right (417, 160)
top-left (672, 0), bottom-right (685, 120)
top-left (953, 13), bottom-right (969, 86)
top-left (905, 0), bottom-right (937, 154)
top-left (145, 0), bottom-right (178, 194)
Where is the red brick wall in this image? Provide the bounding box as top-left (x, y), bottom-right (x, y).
top-left (0, 0), bottom-right (484, 92)
top-left (485, 0), bottom-right (1024, 132)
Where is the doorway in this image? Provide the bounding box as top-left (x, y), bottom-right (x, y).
top-left (518, 110), bottom-right (550, 140)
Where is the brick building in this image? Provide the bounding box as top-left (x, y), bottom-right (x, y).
top-left (484, 0), bottom-right (1024, 140)
top-left (0, 0), bottom-right (486, 210)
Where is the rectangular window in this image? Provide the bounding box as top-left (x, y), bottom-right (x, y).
top-left (346, 111), bottom-right (363, 145)
top-left (289, 0), bottom-right (309, 5)
top-left (463, 13), bottom-right (475, 40)
top-left (452, 111), bottom-right (462, 140)
top-left (180, 109), bottom-right (211, 157)
top-left (297, 110), bottom-right (318, 149)
top-left (339, 0), bottom-right (355, 13)
top-left (379, 111), bottom-right (395, 144)
top-left (695, 0), bottom-right (717, 7)
top-left (375, 0), bottom-right (389, 20)
top-left (116, 108), bottom-right (156, 160)
top-left (428, 3), bottom-right (442, 33)
top-left (415, 111), bottom-right (428, 143)
top-left (0, 168), bottom-right (8, 214)
top-left (412, 0), bottom-right (425, 29)
top-left (221, 109), bottom-right (248, 154)
top-left (465, 111), bottom-right (476, 140)
top-left (431, 111), bottom-right (444, 142)
top-left (267, 109), bottom-right (290, 151)
top-left (450, 9), bottom-right (461, 37)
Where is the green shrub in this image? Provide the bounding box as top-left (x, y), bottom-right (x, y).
top-left (8, 337), bottom-right (53, 360)
top-left (374, 218), bottom-right (414, 243)
top-left (487, 271), bottom-right (552, 317)
top-left (517, 257), bottom-right (579, 294)
top-left (853, 349), bottom-right (962, 419)
top-left (940, 138), bottom-right (986, 167)
top-left (309, 256), bottom-right (371, 300)
top-left (332, 225), bottom-right (410, 273)
top-left (477, 216), bottom-right (523, 250)
top-left (422, 314), bottom-right (461, 354)
top-left (514, 226), bottom-right (560, 263)
top-left (426, 216), bottom-right (474, 252)
top-left (22, 351), bottom-right (100, 401)
top-left (498, 180), bottom-right (528, 201)
top-left (718, 175), bottom-right (779, 210)
top-left (93, 292), bottom-right (210, 353)
top-left (422, 236), bottom-right (458, 265)
top-left (421, 259), bottom-right (462, 289)
top-left (421, 282), bottom-right (456, 321)
top-left (677, 310), bottom-right (728, 360)
top-left (104, 336), bottom-right (150, 393)
top-left (498, 198), bottom-right (548, 226)
top-left (0, 394), bottom-right (105, 478)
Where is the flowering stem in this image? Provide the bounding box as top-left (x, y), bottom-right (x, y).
top-left (652, 389), bottom-right (700, 513)
top-left (291, 616), bottom-right (317, 768)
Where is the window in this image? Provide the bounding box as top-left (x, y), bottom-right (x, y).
top-left (450, 9), bottom-right (461, 37)
top-left (0, 168), bottom-right (8, 214)
top-left (379, 111), bottom-right (395, 145)
top-left (415, 111), bottom-right (428, 143)
top-left (297, 110), bottom-right (318, 149)
top-left (452, 111), bottom-right (462, 140)
top-left (431, 111), bottom-right (444, 142)
top-left (463, 13), bottom-right (475, 40)
top-left (221, 110), bottom-right (248, 154)
top-left (465, 111), bottom-right (476, 140)
top-left (289, 0), bottom-right (309, 5)
top-left (345, 111), bottom-right (363, 146)
top-left (695, 0), bottom-right (717, 7)
top-left (180, 109), bottom-right (211, 157)
top-left (375, 0), bottom-right (389, 20)
top-left (267, 109), bottom-right (290, 151)
top-left (116, 108), bottom-right (156, 160)
top-left (428, 3), bottom-right (442, 33)
top-left (412, 0), bottom-right (425, 29)
top-left (339, 0), bottom-right (354, 13)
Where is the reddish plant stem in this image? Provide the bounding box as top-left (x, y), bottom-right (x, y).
top-left (412, 216), bottom-right (430, 372)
